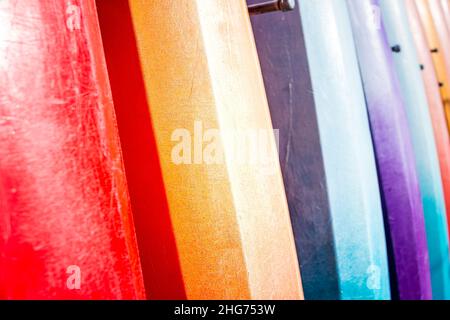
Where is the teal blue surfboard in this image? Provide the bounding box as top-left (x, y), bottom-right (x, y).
top-left (379, 0), bottom-right (450, 300)
top-left (298, 0), bottom-right (390, 299)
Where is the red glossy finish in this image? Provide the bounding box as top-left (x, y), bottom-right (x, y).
top-left (0, 0), bottom-right (145, 299)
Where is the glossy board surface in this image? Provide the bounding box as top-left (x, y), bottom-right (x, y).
top-left (0, 0), bottom-right (145, 299)
top-left (348, 0), bottom-right (431, 300)
top-left (97, 0), bottom-right (303, 300)
top-left (380, 0), bottom-right (450, 299)
top-left (298, 0), bottom-right (390, 300)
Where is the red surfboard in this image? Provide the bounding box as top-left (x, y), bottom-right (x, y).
top-left (0, 0), bottom-right (145, 299)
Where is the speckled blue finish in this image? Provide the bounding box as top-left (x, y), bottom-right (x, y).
top-left (379, 0), bottom-right (450, 300)
top-left (347, 0), bottom-right (432, 300)
top-left (298, 0), bottom-right (390, 299)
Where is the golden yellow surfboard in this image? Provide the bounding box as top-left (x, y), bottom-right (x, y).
top-left (97, 0), bottom-right (303, 300)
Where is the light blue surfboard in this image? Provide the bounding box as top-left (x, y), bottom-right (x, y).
top-left (298, 0), bottom-right (390, 299)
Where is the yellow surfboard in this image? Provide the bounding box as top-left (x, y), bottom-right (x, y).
top-left (97, 0), bottom-right (303, 300)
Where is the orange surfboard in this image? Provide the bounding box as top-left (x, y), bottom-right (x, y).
top-left (416, 0), bottom-right (450, 132)
top-left (429, 0), bottom-right (450, 73)
top-left (96, 0), bottom-right (303, 300)
top-left (407, 0), bottom-right (450, 245)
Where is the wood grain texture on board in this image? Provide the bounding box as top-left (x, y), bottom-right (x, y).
top-left (416, 0), bottom-right (450, 132)
top-left (406, 0), bottom-right (450, 261)
top-left (349, 0), bottom-right (431, 300)
top-left (380, 0), bottom-right (450, 300)
top-left (248, 0), bottom-right (390, 300)
top-left (96, 0), bottom-right (303, 300)
top-left (0, 0), bottom-right (145, 299)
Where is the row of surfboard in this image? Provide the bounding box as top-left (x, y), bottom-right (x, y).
top-left (1, 0), bottom-right (450, 300)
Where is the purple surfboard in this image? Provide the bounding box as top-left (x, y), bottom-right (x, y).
top-left (347, 0), bottom-right (432, 299)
